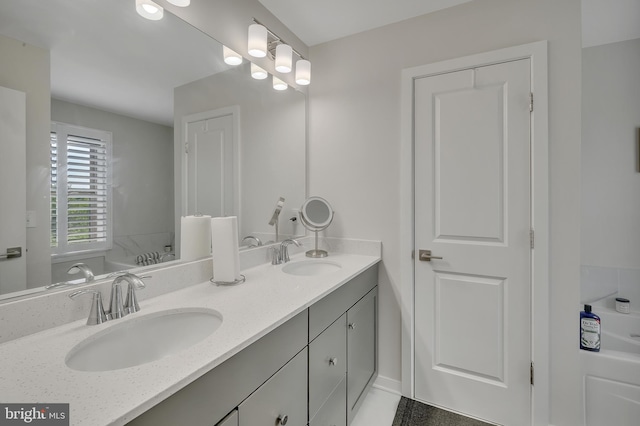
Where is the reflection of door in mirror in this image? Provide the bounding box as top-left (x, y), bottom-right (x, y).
top-left (183, 108), bottom-right (238, 219)
top-left (0, 86), bottom-right (27, 293)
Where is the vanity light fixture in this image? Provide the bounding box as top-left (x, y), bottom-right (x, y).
top-left (135, 0), bottom-right (163, 20)
top-left (295, 59), bottom-right (311, 85)
top-left (251, 63), bottom-right (268, 80)
top-left (273, 75), bottom-right (288, 91)
top-left (223, 46), bottom-right (243, 66)
top-left (248, 24), bottom-right (268, 58)
top-left (166, 0), bottom-right (190, 6)
top-left (275, 44), bottom-right (293, 73)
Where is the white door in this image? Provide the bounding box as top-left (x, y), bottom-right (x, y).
top-left (414, 59), bottom-right (532, 425)
top-left (185, 114), bottom-right (234, 217)
top-left (0, 86), bottom-right (27, 294)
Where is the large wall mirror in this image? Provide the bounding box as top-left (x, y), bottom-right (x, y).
top-left (0, 0), bottom-right (306, 298)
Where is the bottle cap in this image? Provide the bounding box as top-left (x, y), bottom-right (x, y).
top-left (584, 304), bottom-right (592, 313)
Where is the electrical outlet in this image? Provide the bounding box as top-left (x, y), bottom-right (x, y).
top-left (26, 210), bottom-right (37, 228)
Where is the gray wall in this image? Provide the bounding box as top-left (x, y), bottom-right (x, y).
top-left (308, 0), bottom-right (582, 424)
top-left (582, 38), bottom-right (640, 268)
top-left (0, 35), bottom-right (52, 289)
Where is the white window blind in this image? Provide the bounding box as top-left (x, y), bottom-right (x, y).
top-left (51, 122), bottom-right (112, 255)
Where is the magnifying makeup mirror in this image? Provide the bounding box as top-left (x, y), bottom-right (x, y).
top-left (299, 196), bottom-right (334, 258)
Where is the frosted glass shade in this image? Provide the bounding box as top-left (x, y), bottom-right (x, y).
top-left (248, 24), bottom-right (267, 58)
top-left (275, 44), bottom-right (293, 73)
top-left (167, 0), bottom-right (190, 6)
top-left (295, 60), bottom-right (311, 85)
top-left (273, 76), bottom-right (288, 91)
top-left (223, 46), bottom-right (242, 66)
top-left (251, 63), bottom-right (268, 80)
top-left (136, 0), bottom-right (163, 20)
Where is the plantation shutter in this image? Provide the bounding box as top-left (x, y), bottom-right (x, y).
top-left (51, 123), bottom-right (112, 254)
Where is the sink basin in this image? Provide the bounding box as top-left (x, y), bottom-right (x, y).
top-left (282, 260), bottom-right (342, 276)
top-left (66, 309), bottom-right (223, 372)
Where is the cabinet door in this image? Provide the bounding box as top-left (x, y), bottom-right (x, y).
top-left (310, 377), bottom-right (347, 426)
top-left (347, 287), bottom-right (378, 423)
top-left (239, 348), bottom-right (307, 426)
top-left (217, 410), bottom-right (238, 426)
top-left (309, 313), bottom-right (346, 420)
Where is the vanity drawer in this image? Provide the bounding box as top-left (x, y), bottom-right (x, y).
top-left (309, 265), bottom-right (377, 341)
top-left (310, 377), bottom-right (347, 426)
top-left (238, 347), bottom-right (308, 426)
top-left (309, 313), bottom-right (346, 419)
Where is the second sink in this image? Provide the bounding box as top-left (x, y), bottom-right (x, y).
top-left (66, 308), bottom-right (223, 372)
top-left (282, 260), bottom-right (342, 276)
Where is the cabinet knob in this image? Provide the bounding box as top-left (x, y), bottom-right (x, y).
top-left (277, 415), bottom-right (288, 425)
top-left (348, 322), bottom-right (356, 330)
top-left (329, 357), bottom-right (338, 366)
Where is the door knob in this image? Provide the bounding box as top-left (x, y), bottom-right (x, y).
top-left (418, 249), bottom-right (443, 262)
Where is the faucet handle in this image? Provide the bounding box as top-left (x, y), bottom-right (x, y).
top-left (124, 275), bottom-right (147, 315)
top-left (69, 290), bottom-right (108, 325)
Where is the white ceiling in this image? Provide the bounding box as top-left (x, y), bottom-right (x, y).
top-left (259, 0), bottom-right (640, 48)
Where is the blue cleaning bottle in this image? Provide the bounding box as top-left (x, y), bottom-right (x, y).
top-left (580, 304), bottom-right (601, 352)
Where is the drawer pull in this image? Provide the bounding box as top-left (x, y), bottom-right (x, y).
top-left (329, 357), bottom-right (338, 366)
top-left (348, 322), bottom-right (356, 330)
top-left (277, 414), bottom-right (288, 425)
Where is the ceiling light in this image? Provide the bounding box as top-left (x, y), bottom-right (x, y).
top-left (275, 44), bottom-right (292, 73)
top-left (251, 63), bottom-right (268, 80)
top-left (223, 46), bottom-right (242, 66)
top-left (273, 76), bottom-right (287, 91)
top-left (295, 60), bottom-right (311, 85)
top-left (136, 0), bottom-right (164, 20)
top-left (167, 0), bottom-right (190, 6)
top-left (248, 24), bottom-right (267, 58)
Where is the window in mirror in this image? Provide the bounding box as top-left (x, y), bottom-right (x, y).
top-left (50, 122), bottom-right (112, 256)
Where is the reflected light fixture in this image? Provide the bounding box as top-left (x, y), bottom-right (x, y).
top-left (136, 0), bottom-right (164, 20)
top-left (223, 46), bottom-right (243, 66)
top-left (251, 63), bottom-right (268, 80)
top-left (167, 0), bottom-right (190, 6)
top-left (275, 44), bottom-right (293, 73)
top-left (272, 75), bottom-right (287, 91)
top-left (295, 59), bottom-right (311, 85)
top-left (248, 24), bottom-right (268, 58)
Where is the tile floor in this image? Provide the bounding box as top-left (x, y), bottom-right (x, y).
top-left (351, 386), bottom-right (402, 426)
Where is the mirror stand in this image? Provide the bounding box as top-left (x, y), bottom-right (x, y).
top-left (306, 230), bottom-right (328, 258)
top-left (299, 196), bottom-right (334, 258)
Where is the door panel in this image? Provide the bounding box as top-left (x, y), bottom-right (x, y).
top-left (414, 59), bottom-right (531, 425)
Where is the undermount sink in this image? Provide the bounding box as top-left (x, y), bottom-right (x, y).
top-left (282, 260), bottom-right (342, 276)
top-left (66, 309), bottom-right (223, 372)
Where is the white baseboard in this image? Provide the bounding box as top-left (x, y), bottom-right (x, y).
top-left (373, 375), bottom-right (403, 395)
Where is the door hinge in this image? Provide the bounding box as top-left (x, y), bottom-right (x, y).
top-left (530, 229), bottom-right (535, 249)
top-left (184, 142), bottom-right (189, 154)
top-left (529, 93), bottom-right (534, 112)
top-left (530, 362), bottom-right (534, 385)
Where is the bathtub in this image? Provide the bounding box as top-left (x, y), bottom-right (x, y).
top-left (580, 307), bottom-right (640, 426)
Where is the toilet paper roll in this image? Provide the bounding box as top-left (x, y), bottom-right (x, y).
top-left (180, 215), bottom-right (212, 261)
top-left (211, 216), bottom-right (241, 283)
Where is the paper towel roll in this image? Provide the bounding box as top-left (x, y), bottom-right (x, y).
top-left (180, 215), bottom-right (212, 261)
top-left (211, 216), bottom-right (241, 283)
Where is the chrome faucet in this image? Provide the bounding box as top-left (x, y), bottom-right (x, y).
top-left (68, 289), bottom-right (108, 325)
top-left (67, 263), bottom-right (94, 282)
top-left (110, 273), bottom-right (147, 317)
top-left (242, 235), bottom-right (263, 247)
top-left (279, 239), bottom-right (301, 264)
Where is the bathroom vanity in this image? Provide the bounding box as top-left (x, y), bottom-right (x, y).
top-left (128, 265), bottom-right (378, 426)
top-left (0, 243), bottom-right (380, 426)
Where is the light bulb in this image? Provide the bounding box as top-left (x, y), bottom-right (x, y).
top-left (295, 60), bottom-right (311, 85)
top-left (273, 76), bottom-right (287, 91)
top-left (275, 44), bottom-right (292, 73)
top-left (251, 63), bottom-right (268, 80)
top-left (223, 46), bottom-right (242, 66)
top-left (248, 24), bottom-right (267, 58)
top-left (167, 0), bottom-right (190, 6)
top-left (136, 0), bottom-right (164, 20)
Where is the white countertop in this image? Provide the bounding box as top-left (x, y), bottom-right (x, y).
top-left (0, 252), bottom-right (380, 426)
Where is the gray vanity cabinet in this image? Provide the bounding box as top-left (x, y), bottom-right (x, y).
top-left (347, 287), bottom-right (378, 423)
top-left (216, 410), bottom-right (238, 426)
top-left (238, 348), bottom-right (308, 426)
top-left (310, 377), bottom-right (347, 426)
